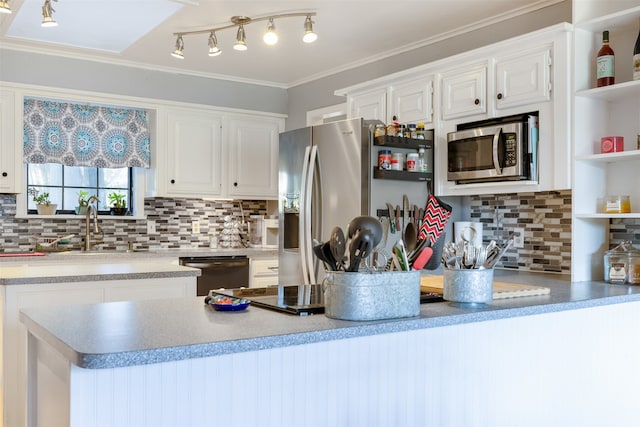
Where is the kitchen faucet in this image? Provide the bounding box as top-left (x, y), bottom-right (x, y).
top-left (83, 196), bottom-right (103, 251)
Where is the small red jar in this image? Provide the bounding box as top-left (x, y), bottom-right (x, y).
top-left (601, 136), bottom-right (624, 153)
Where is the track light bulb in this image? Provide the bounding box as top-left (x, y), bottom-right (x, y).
top-left (263, 19), bottom-right (278, 45)
top-left (171, 35), bottom-right (185, 59)
top-left (234, 25), bottom-right (247, 51)
top-left (303, 15), bottom-right (317, 43)
top-left (0, 1), bottom-right (12, 14)
top-left (208, 32), bottom-right (221, 56)
top-left (41, 0), bottom-right (57, 27)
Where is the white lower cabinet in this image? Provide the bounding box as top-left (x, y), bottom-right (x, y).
top-left (2, 276), bottom-right (196, 427)
top-left (250, 257), bottom-right (278, 287)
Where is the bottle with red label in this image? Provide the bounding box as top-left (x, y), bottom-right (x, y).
top-left (596, 30), bottom-right (615, 87)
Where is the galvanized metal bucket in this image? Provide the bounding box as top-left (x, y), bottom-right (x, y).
top-left (323, 270), bottom-right (421, 321)
top-left (442, 268), bottom-right (494, 306)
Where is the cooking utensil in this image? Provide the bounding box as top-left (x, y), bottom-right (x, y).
top-left (411, 247), bottom-right (434, 270)
top-left (386, 202), bottom-right (397, 234)
top-left (484, 238), bottom-right (514, 268)
top-left (347, 229), bottom-right (374, 272)
top-left (393, 239), bottom-right (410, 271)
top-left (347, 216), bottom-right (383, 248)
top-left (403, 222), bottom-right (418, 253)
top-left (395, 205), bottom-right (402, 233)
top-left (403, 194), bottom-right (410, 231)
top-left (312, 242), bottom-right (333, 271)
top-left (329, 226), bottom-right (346, 270)
top-left (321, 241), bottom-right (338, 271)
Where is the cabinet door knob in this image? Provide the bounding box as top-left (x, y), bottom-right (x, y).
top-left (170, 179), bottom-right (175, 184)
top-left (1, 172), bottom-right (7, 177)
top-left (474, 98), bottom-right (480, 105)
top-left (233, 182), bottom-right (238, 187)
top-left (497, 93), bottom-right (503, 100)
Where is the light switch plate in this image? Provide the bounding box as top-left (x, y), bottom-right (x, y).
top-left (147, 220), bottom-right (156, 234)
top-left (513, 227), bottom-right (524, 248)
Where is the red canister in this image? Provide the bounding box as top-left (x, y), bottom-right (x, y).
top-left (601, 136), bottom-right (624, 153)
top-left (378, 150), bottom-right (392, 170)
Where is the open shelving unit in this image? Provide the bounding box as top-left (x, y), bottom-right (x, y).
top-left (371, 135), bottom-right (434, 184)
top-left (571, 1), bottom-right (640, 282)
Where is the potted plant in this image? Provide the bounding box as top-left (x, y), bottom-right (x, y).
top-left (75, 190), bottom-right (91, 215)
top-left (107, 191), bottom-right (127, 216)
top-left (28, 188), bottom-right (57, 215)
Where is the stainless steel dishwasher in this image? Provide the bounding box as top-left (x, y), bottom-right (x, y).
top-left (179, 256), bottom-right (250, 296)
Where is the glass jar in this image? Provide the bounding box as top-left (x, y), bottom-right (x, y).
top-left (603, 195), bottom-right (631, 213)
top-left (604, 241), bottom-right (640, 283)
top-left (628, 253), bottom-right (640, 284)
top-left (374, 124), bottom-right (386, 138)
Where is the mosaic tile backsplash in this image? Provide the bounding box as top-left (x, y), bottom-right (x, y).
top-left (469, 190), bottom-right (572, 274)
top-left (3, 190), bottom-right (639, 274)
top-left (0, 195), bottom-right (268, 252)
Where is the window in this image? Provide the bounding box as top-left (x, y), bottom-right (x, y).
top-left (26, 164), bottom-right (133, 215)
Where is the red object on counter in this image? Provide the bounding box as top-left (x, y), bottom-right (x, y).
top-left (0, 252), bottom-right (46, 257)
top-left (601, 136), bottom-right (624, 153)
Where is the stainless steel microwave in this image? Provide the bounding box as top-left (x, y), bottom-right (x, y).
top-left (447, 113), bottom-right (538, 184)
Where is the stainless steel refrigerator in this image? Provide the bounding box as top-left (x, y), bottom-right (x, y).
top-left (278, 118), bottom-right (379, 285)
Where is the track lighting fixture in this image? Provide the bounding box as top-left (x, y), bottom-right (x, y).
top-left (41, 0), bottom-right (57, 27)
top-left (303, 15), bottom-right (317, 43)
top-left (234, 24), bottom-right (247, 51)
top-left (0, 0), bottom-right (11, 14)
top-left (171, 35), bottom-right (184, 59)
top-left (263, 18), bottom-right (278, 46)
top-left (208, 32), bottom-right (221, 56)
top-left (171, 12), bottom-right (317, 60)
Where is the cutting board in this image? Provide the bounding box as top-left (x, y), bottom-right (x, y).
top-left (420, 275), bottom-right (550, 299)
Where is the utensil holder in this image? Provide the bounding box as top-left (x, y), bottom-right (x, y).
top-left (443, 267), bottom-right (494, 306)
top-left (323, 270), bottom-right (420, 321)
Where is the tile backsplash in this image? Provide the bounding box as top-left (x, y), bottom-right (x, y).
top-left (0, 195), bottom-right (268, 252)
top-left (468, 190), bottom-right (572, 274)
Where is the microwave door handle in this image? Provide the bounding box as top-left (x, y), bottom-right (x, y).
top-left (492, 128), bottom-right (502, 175)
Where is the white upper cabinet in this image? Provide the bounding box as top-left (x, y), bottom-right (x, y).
top-left (226, 116), bottom-right (282, 199)
top-left (494, 46), bottom-right (552, 110)
top-left (0, 90), bottom-right (18, 193)
top-left (150, 107), bottom-right (284, 200)
top-left (348, 88), bottom-right (387, 122)
top-left (165, 109), bottom-right (224, 198)
top-left (441, 64), bottom-right (488, 120)
top-left (389, 76), bottom-right (434, 124)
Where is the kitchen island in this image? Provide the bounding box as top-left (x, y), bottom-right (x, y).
top-left (20, 271), bottom-right (640, 427)
top-left (1, 261), bottom-right (201, 427)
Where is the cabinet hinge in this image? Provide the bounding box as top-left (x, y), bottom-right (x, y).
top-left (547, 55), bottom-right (552, 67)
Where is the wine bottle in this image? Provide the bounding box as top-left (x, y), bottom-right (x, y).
top-left (597, 30), bottom-right (615, 87)
top-left (633, 18), bottom-right (640, 81)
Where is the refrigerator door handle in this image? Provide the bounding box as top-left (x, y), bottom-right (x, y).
top-left (299, 145), bottom-right (312, 285)
top-left (304, 145), bottom-right (319, 284)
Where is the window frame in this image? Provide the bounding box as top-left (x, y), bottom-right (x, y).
top-left (25, 164), bottom-right (134, 215)
top-left (16, 164), bottom-right (147, 219)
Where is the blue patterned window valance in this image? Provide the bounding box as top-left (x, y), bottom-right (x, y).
top-left (23, 98), bottom-right (151, 168)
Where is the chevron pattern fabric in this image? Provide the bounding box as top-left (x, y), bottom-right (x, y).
top-left (418, 194), bottom-right (452, 244)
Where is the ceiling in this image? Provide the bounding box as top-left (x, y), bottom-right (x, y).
top-left (0, 0), bottom-right (560, 88)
